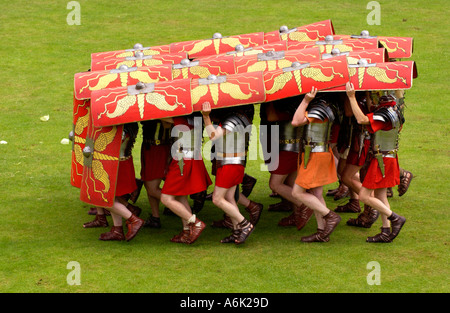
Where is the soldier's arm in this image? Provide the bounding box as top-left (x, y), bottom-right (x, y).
top-left (292, 86), bottom-right (317, 126)
top-left (346, 82), bottom-right (369, 125)
top-left (201, 101), bottom-right (225, 140)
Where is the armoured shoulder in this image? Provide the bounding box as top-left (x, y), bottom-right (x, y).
top-left (372, 105), bottom-right (404, 129)
top-left (306, 99), bottom-right (336, 123)
top-left (222, 113), bottom-right (251, 132)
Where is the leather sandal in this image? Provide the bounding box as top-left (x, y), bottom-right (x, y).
top-left (234, 219), bottom-right (254, 245)
top-left (388, 212), bottom-right (406, 241)
top-left (245, 201), bottom-right (263, 226)
top-left (334, 199), bottom-right (361, 213)
top-left (83, 214), bottom-right (108, 228)
top-left (211, 214), bottom-right (233, 229)
top-left (321, 211), bottom-right (341, 239)
top-left (125, 214), bottom-right (144, 241)
top-left (346, 205), bottom-right (379, 228)
top-left (301, 229), bottom-right (330, 242)
top-left (398, 170), bottom-right (414, 197)
top-left (367, 227), bottom-right (392, 243)
top-left (144, 215), bottom-right (161, 228)
top-left (126, 203), bottom-right (142, 217)
top-left (99, 226), bottom-right (125, 241)
top-left (187, 217), bottom-right (206, 244)
top-left (170, 229), bottom-right (190, 243)
top-left (220, 229), bottom-right (240, 244)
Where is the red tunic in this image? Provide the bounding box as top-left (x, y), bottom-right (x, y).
top-left (140, 144), bottom-right (170, 181)
top-left (269, 150), bottom-right (299, 175)
top-left (361, 112), bottom-right (400, 189)
top-left (215, 164), bottom-right (245, 188)
top-left (116, 157), bottom-right (137, 197)
top-left (161, 117), bottom-right (212, 196)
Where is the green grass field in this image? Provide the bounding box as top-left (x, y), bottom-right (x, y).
top-left (0, 0), bottom-right (448, 294)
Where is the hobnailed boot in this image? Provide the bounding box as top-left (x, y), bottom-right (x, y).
top-left (129, 179), bottom-right (144, 203)
top-left (301, 229), bottom-right (330, 243)
top-left (398, 170), bottom-right (414, 197)
top-left (326, 187), bottom-right (339, 197)
top-left (241, 174), bottom-right (257, 198)
top-left (99, 226), bottom-right (125, 241)
top-left (388, 212), bottom-right (406, 241)
top-left (186, 216), bottom-right (206, 244)
top-left (83, 214), bottom-right (109, 228)
top-left (245, 200), bottom-right (263, 226)
top-left (211, 213), bottom-right (233, 229)
top-left (334, 199), bottom-right (361, 213)
top-left (234, 218), bottom-right (254, 245)
top-left (126, 203), bottom-right (142, 217)
top-left (191, 190), bottom-right (206, 214)
top-left (170, 228), bottom-right (190, 243)
top-left (144, 215), bottom-right (161, 228)
top-left (268, 198), bottom-right (292, 212)
top-left (125, 214), bottom-right (145, 241)
top-left (333, 183), bottom-right (349, 200)
top-left (346, 205), bottom-right (379, 228)
top-left (277, 204), bottom-right (313, 231)
top-left (277, 206), bottom-right (298, 227)
top-left (220, 229), bottom-right (240, 244)
top-left (295, 205), bottom-right (314, 231)
top-left (321, 211), bottom-right (341, 239)
top-left (367, 227), bottom-right (392, 243)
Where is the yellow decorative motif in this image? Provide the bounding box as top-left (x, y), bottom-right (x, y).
top-left (103, 95), bottom-right (136, 119)
top-left (79, 73), bottom-right (118, 93)
top-left (366, 66), bottom-right (407, 85)
top-left (129, 71), bottom-right (159, 84)
top-left (266, 71), bottom-right (293, 94)
top-left (188, 41), bottom-right (213, 55)
top-left (189, 66), bottom-right (212, 78)
top-left (145, 93), bottom-right (179, 111)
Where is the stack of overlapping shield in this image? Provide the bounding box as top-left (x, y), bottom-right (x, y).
top-left (70, 20), bottom-right (417, 208)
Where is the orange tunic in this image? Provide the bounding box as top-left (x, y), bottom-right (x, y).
top-left (295, 114), bottom-right (338, 189)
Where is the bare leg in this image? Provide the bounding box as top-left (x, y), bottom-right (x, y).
top-left (213, 185), bottom-right (245, 227)
top-left (144, 179), bottom-right (162, 218)
top-left (160, 194), bottom-right (193, 222)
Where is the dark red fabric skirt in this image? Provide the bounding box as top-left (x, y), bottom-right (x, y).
top-left (269, 150), bottom-right (299, 175)
top-left (215, 164), bottom-right (245, 188)
top-left (116, 157), bottom-right (137, 197)
top-left (161, 158), bottom-right (212, 196)
top-left (362, 156), bottom-right (400, 189)
top-left (346, 139), bottom-right (370, 167)
top-left (140, 144), bottom-right (170, 181)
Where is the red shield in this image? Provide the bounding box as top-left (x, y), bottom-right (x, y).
top-left (288, 38), bottom-right (379, 54)
top-left (322, 48), bottom-right (388, 64)
top-left (71, 95), bottom-right (90, 188)
top-left (264, 19), bottom-right (335, 43)
top-left (327, 61), bottom-right (417, 91)
top-left (74, 65), bottom-right (173, 100)
top-left (377, 37), bottom-right (413, 59)
top-left (263, 55), bottom-right (349, 102)
top-left (234, 47), bottom-right (321, 74)
top-left (191, 71), bottom-right (266, 111)
top-left (172, 55), bottom-right (236, 80)
top-left (90, 44), bottom-right (171, 61)
top-left (90, 52), bottom-right (187, 71)
top-left (90, 78), bottom-right (192, 128)
top-left (80, 113), bottom-right (122, 208)
top-left (170, 32), bottom-right (265, 58)
top-left (193, 41), bottom-right (288, 60)
top-left (334, 34), bottom-right (413, 59)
